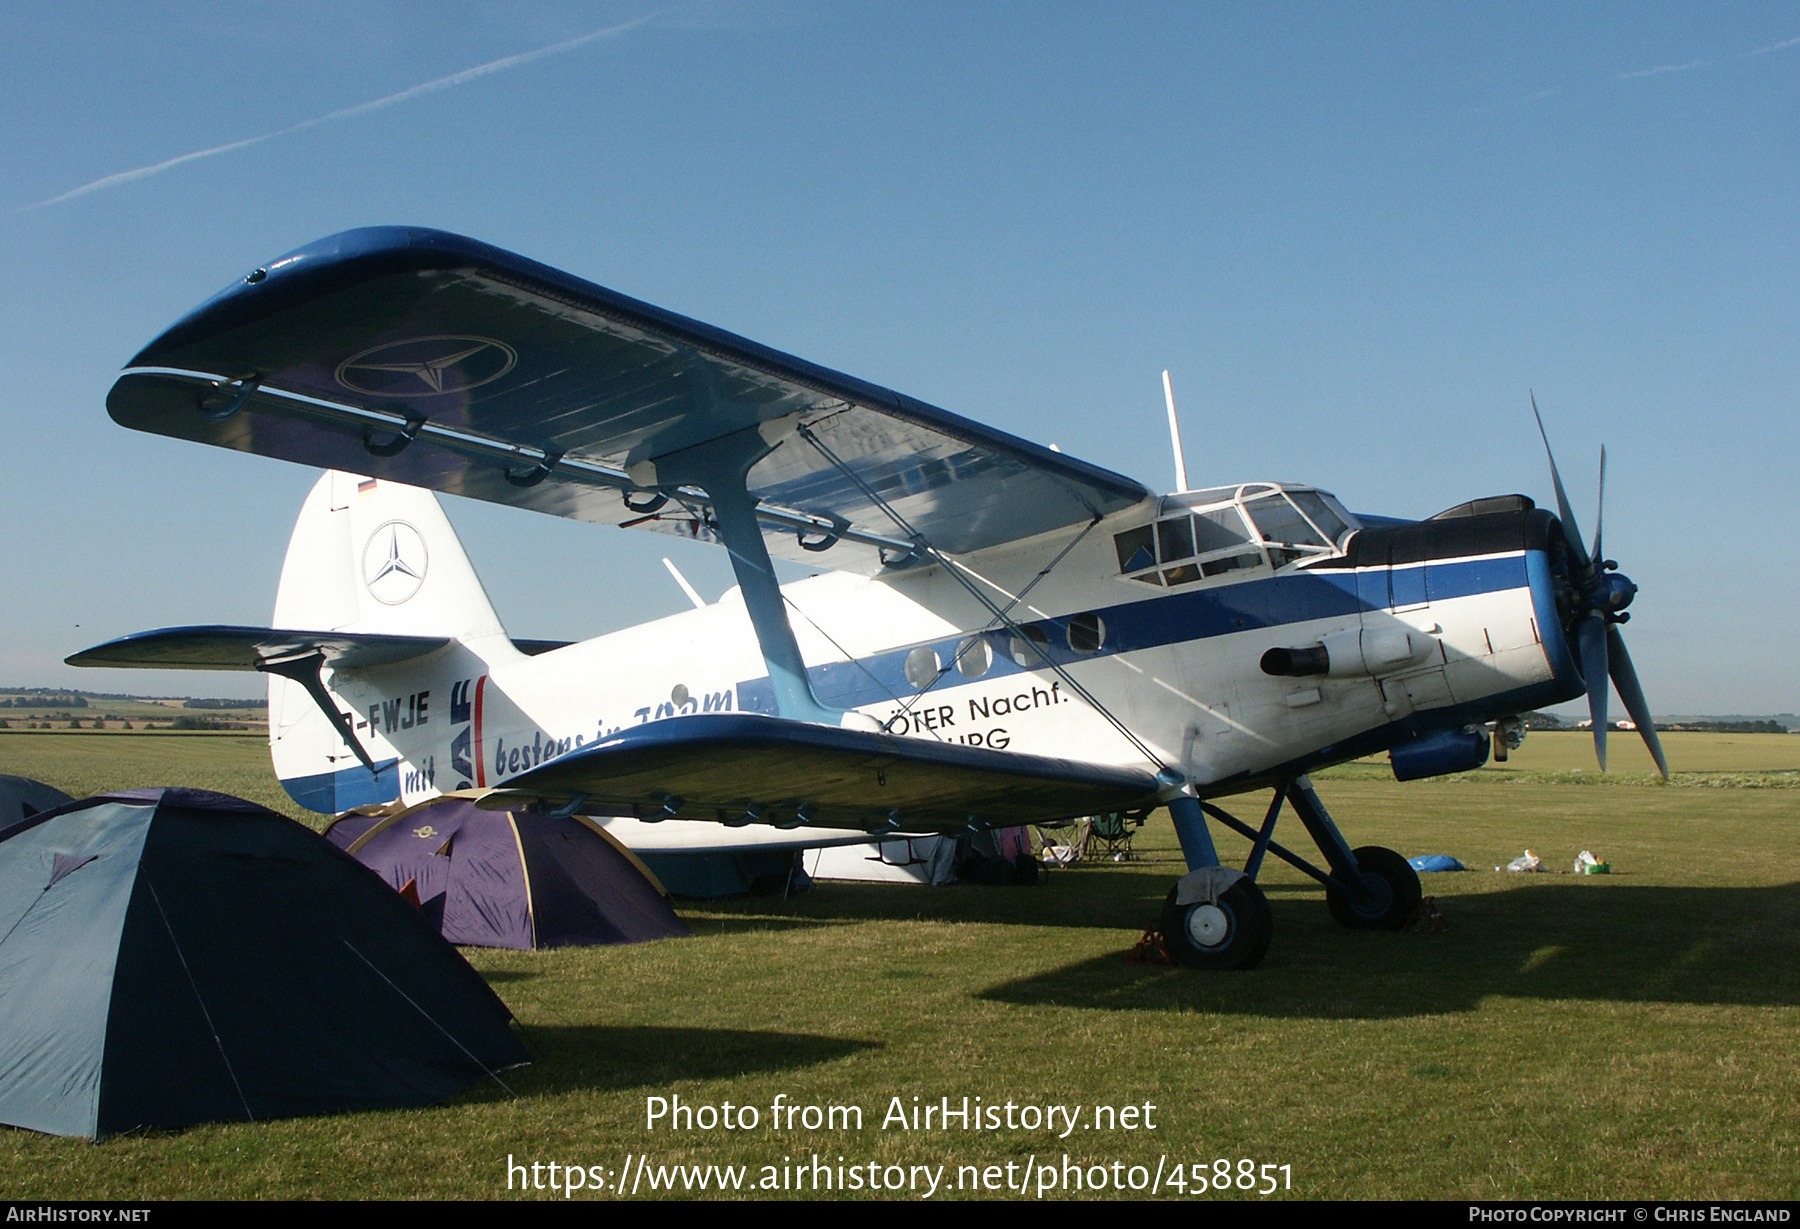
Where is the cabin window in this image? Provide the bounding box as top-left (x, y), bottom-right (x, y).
top-left (955, 636), bottom-right (993, 679)
top-left (904, 646), bottom-right (941, 690)
top-left (1008, 626), bottom-right (1049, 668)
top-left (1067, 613), bottom-right (1105, 654)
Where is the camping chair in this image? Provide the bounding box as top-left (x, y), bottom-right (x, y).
top-left (1033, 820), bottom-right (1083, 867)
top-left (1086, 811), bottom-right (1141, 861)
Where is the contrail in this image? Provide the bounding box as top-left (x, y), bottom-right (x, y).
top-left (1490, 29), bottom-right (1800, 109)
top-left (1742, 33), bottom-right (1800, 58)
top-left (1615, 58), bottom-right (1712, 81)
top-left (1614, 32), bottom-right (1800, 81)
top-left (20, 10), bottom-right (668, 212)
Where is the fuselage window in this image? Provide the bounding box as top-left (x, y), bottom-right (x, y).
top-left (904, 646), bottom-right (941, 690)
top-left (955, 635), bottom-right (993, 679)
top-left (1009, 625), bottom-right (1049, 668)
top-left (1067, 613), bottom-right (1105, 655)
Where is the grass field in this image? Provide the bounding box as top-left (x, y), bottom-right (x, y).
top-left (2, 731), bottom-right (1795, 1200)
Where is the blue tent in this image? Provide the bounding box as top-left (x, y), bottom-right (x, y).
top-left (0, 775), bottom-right (72, 827)
top-left (0, 788), bottom-right (527, 1139)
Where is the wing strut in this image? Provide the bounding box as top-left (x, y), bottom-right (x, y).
top-left (631, 410), bottom-right (842, 726)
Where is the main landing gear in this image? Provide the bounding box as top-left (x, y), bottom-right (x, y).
top-left (1160, 775), bottom-right (1421, 970)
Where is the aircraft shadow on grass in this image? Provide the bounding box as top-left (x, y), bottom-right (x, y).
top-left (682, 871), bottom-right (1184, 933)
top-left (465, 1025), bottom-right (880, 1097)
top-left (974, 880), bottom-right (1800, 1020)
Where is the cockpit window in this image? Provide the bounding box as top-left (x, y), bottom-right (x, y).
top-left (1113, 525), bottom-right (1155, 573)
top-left (1195, 507), bottom-right (1251, 551)
top-left (1113, 485), bottom-right (1353, 588)
top-left (1288, 491), bottom-right (1352, 545)
top-left (1156, 516), bottom-right (1195, 562)
top-left (1114, 500), bottom-right (1261, 588)
top-left (1244, 495), bottom-right (1330, 548)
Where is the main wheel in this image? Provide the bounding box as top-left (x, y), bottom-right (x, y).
top-left (1160, 878), bottom-right (1273, 970)
top-left (1326, 845), bottom-right (1422, 930)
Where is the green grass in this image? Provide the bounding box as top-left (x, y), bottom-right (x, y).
top-left (0, 731), bottom-right (310, 824)
top-left (1, 734), bottom-right (1796, 1199)
top-left (1321, 728), bottom-right (1800, 789)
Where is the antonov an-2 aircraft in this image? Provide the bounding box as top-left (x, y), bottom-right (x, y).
top-left (71, 227), bottom-right (1667, 970)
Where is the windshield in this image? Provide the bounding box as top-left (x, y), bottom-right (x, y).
top-left (1113, 484), bottom-right (1355, 587)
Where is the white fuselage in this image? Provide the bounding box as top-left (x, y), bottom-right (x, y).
top-left (280, 483), bottom-right (1574, 849)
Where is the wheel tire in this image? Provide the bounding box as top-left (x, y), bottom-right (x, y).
top-left (1161, 878), bottom-right (1273, 970)
top-left (1326, 845), bottom-right (1422, 930)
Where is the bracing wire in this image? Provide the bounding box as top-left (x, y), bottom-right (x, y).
top-left (794, 423), bottom-right (1172, 771)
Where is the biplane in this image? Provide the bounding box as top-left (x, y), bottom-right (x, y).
top-left (70, 227), bottom-right (1666, 968)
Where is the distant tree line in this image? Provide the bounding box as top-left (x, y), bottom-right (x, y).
top-left (183, 698), bottom-right (263, 710)
top-left (0, 695), bottom-right (87, 708)
top-left (1519, 712), bottom-right (1789, 734)
top-left (1661, 720), bottom-right (1789, 734)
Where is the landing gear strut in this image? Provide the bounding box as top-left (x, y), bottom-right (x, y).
top-left (1161, 774), bottom-right (1422, 969)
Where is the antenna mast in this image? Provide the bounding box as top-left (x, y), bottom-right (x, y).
top-left (1162, 369), bottom-right (1190, 493)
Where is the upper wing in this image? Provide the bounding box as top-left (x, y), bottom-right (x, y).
top-left (109, 227), bottom-right (1151, 572)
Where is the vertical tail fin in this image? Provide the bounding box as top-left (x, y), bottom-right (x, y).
top-left (275, 472), bottom-right (510, 645)
top-left (270, 472), bottom-right (514, 812)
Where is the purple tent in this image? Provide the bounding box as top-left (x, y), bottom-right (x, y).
top-left (326, 798), bottom-right (688, 950)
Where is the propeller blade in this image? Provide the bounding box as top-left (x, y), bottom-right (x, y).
top-left (1576, 612), bottom-right (1609, 769)
top-left (1591, 445), bottom-right (1606, 568)
top-left (1531, 392), bottom-right (1593, 576)
top-left (1607, 625), bottom-right (1670, 780)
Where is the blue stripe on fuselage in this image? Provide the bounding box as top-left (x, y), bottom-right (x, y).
top-left (738, 552), bottom-right (1535, 713)
top-left (280, 758), bottom-right (400, 813)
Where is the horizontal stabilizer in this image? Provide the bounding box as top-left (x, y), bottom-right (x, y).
top-left (481, 713), bottom-right (1162, 832)
top-left (66, 625), bottom-right (449, 672)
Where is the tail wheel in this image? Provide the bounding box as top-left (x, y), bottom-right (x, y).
top-left (1326, 845), bottom-right (1421, 930)
top-left (1161, 878), bottom-right (1273, 970)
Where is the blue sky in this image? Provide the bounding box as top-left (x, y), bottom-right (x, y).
top-left (1, 2), bottom-right (1794, 715)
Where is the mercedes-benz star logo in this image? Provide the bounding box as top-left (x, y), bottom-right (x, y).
top-left (335, 335), bottom-right (517, 398)
top-left (363, 521), bottom-right (429, 605)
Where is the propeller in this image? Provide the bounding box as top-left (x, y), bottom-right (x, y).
top-left (1530, 394), bottom-right (1669, 779)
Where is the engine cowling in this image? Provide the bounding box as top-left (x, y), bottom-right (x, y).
top-left (1260, 627), bottom-right (1434, 679)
